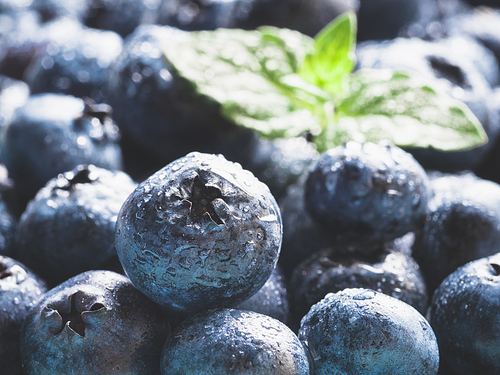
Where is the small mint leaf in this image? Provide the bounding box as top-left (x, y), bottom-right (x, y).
top-left (313, 69), bottom-right (488, 152)
top-left (298, 11), bottom-right (357, 94)
top-left (162, 27), bottom-right (323, 139)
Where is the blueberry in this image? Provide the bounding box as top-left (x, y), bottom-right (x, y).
top-left (412, 172), bottom-right (500, 293)
top-left (14, 165), bottom-right (137, 287)
top-left (107, 24), bottom-right (257, 166)
top-left (23, 26), bottom-right (123, 103)
top-left (305, 141), bottom-right (430, 248)
top-left (0, 16), bottom-right (84, 81)
top-left (84, 0), bottom-right (162, 38)
top-left (1, 93), bottom-right (122, 204)
top-left (161, 308), bottom-right (311, 374)
top-left (444, 7), bottom-right (500, 82)
top-left (0, 256), bottom-right (47, 375)
top-left (290, 234), bottom-right (428, 330)
top-left (29, 0), bottom-right (89, 22)
top-left (20, 270), bottom-right (170, 374)
top-left (235, 264), bottom-right (290, 324)
top-left (116, 152), bottom-right (282, 315)
top-left (299, 288), bottom-right (439, 374)
top-left (429, 252), bottom-right (500, 375)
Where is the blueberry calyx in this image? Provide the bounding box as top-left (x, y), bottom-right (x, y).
top-left (82, 99), bottom-right (113, 125)
top-left (0, 265), bottom-right (12, 280)
top-left (490, 263), bottom-right (500, 276)
top-left (48, 292), bottom-right (105, 337)
top-left (185, 175), bottom-right (225, 225)
top-left (0, 264), bottom-right (27, 284)
top-left (54, 166), bottom-right (98, 192)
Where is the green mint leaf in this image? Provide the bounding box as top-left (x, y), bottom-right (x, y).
top-left (162, 27), bottom-right (326, 139)
top-left (313, 69), bottom-right (488, 153)
top-left (298, 11), bottom-right (357, 94)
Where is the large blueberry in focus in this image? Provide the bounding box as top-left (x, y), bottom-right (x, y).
top-left (412, 172), bottom-right (500, 293)
top-left (429, 253), bottom-right (500, 375)
top-left (116, 152), bottom-right (282, 315)
top-left (290, 235), bottom-right (428, 329)
top-left (0, 256), bottom-right (47, 375)
top-left (305, 142), bottom-right (430, 248)
top-left (1, 93), bottom-right (122, 204)
top-left (161, 308), bottom-right (311, 374)
top-left (14, 165), bottom-right (137, 287)
top-left (299, 288), bottom-right (439, 375)
top-left (20, 270), bottom-right (170, 375)
top-left (23, 26), bottom-right (123, 103)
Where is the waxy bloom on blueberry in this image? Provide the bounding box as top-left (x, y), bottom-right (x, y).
top-left (115, 152), bottom-right (282, 315)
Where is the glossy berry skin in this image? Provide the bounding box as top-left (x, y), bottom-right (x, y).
top-left (2, 93), bottom-right (123, 204)
top-left (0, 256), bottom-right (47, 375)
top-left (290, 235), bottom-right (428, 328)
top-left (24, 26), bottom-right (123, 103)
top-left (412, 172), bottom-right (500, 293)
top-left (116, 152), bottom-right (282, 316)
top-left (20, 270), bottom-right (170, 375)
top-left (236, 265), bottom-right (289, 324)
top-left (161, 308), bottom-right (311, 375)
top-left (305, 142), bottom-right (429, 249)
top-left (299, 288), bottom-right (439, 375)
top-left (429, 253), bottom-right (500, 375)
top-left (14, 165), bottom-right (137, 287)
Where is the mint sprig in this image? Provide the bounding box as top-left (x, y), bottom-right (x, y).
top-left (298, 11), bottom-right (357, 94)
top-left (162, 13), bottom-right (488, 153)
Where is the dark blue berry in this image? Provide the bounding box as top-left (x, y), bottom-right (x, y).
top-left (429, 252), bottom-right (500, 375)
top-left (116, 152), bottom-right (282, 316)
top-left (299, 288), bottom-right (439, 375)
top-left (1, 93), bottom-right (122, 204)
top-left (14, 165), bottom-right (137, 287)
top-left (290, 234), bottom-right (428, 329)
top-left (412, 172), bottom-right (500, 293)
top-left (24, 26), bottom-right (123, 103)
top-left (20, 270), bottom-right (170, 374)
top-left (0, 256), bottom-right (47, 375)
top-left (161, 308), bottom-right (311, 374)
top-left (305, 142), bottom-right (429, 248)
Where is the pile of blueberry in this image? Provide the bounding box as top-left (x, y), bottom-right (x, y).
top-left (1, 0), bottom-right (500, 374)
